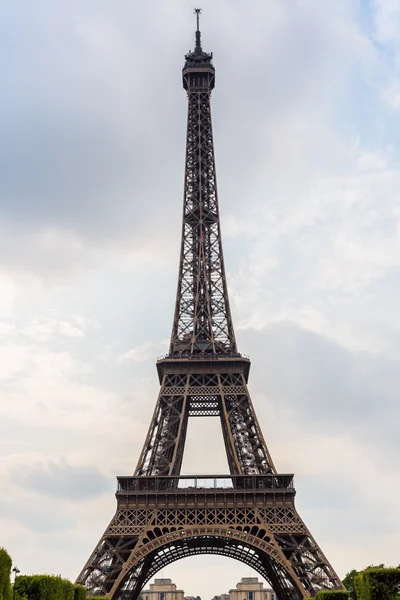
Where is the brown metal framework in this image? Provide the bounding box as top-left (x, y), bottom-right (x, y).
top-left (77, 12), bottom-right (345, 600)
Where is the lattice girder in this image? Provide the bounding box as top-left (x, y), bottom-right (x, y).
top-left (134, 369), bottom-right (276, 477)
top-left (170, 75), bottom-right (236, 356)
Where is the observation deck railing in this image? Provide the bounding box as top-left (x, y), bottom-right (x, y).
top-left (157, 352), bottom-right (250, 361)
top-left (116, 474), bottom-right (294, 494)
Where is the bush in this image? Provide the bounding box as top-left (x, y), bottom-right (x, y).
top-left (343, 570), bottom-right (358, 600)
top-left (0, 549), bottom-right (12, 600)
top-left (315, 591), bottom-right (349, 600)
top-left (15, 575), bottom-right (75, 600)
top-left (73, 586), bottom-right (86, 600)
top-left (355, 568), bottom-right (400, 600)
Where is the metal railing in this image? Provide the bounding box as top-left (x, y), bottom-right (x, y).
top-left (157, 352), bottom-right (250, 361)
top-left (116, 474), bottom-right (294, 494)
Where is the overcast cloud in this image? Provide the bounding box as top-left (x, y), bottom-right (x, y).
top-left (0, 1), bottom-right (400, 598)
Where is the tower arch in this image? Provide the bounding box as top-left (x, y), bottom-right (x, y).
top-left (112, 528), bottom-right (306, 600)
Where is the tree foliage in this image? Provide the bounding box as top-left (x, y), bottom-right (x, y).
top-left (15, 575), bottom-right (75, 600)
top-left (343, 570), bottom-right (359, 600)
top-left (315, 591), bottom-right (349, 600)
top-left (73, 586), bottom-right (87, 600)
top-left (354, 568), bottom-right (400, 600)
top-left (0, 549), bottom-right (12, 600)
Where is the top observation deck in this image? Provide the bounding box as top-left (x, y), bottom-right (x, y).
top-left (182, 8), bottom-right (215, 91)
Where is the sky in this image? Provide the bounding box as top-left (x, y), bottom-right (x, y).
top-left (0, 0), bottom-right (400, 597)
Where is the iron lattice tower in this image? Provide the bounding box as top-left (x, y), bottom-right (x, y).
top-left (77, 12), bottom-right (345, 600)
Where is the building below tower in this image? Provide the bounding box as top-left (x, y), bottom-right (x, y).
top-left (229, 577), bottom-right (276, 600)
top-left (140, 579), bottom-right (185, 600)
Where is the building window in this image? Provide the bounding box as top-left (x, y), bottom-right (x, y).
top-left (248, 593), bottom-right (253, 600)
top-left (160, 593), bottom-right (165, 600)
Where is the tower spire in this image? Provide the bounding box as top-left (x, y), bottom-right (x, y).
top-left (194, 8), bottom-right (202, 52)
top-left (184, 8), bottom-right (213, 69)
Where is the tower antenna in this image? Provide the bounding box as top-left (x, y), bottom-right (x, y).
top-left (194, 7), bottom-right (201, 31)
top-left (194, 8), bottom-right (202, 51)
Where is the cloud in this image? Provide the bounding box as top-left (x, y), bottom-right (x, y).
top-left (0, 2), bottom-right (184, 273)
top-left (0, 497), bottom-right (73, 533)
top-left (372, 0), bottom-right (400, 44)
top-left (22, 317), bottom-right (86, 342)
top-left (241, 322), bottom-right (400, 449)
top-left (371, 0), bottom-right (400, 109)
top-left (11, 458), bottom-right (113, 501)
top-left (118, 339), bottom-right (169, 364)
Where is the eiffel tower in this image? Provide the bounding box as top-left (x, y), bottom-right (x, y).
top-left (77, 11), bottom-right (345, 600)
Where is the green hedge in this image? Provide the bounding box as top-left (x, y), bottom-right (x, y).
top-left (343, 570), bottom-right (358, 600)
top-left (355, 568), bottom-right (400, 600)
top-left (0, 549), bottom-right (12, 600)
top-left (15, 575), bottom-right (75, 600)
top-left (13, 578), bottom-right (93, 600)
top-left (315, 591), bottom-right (349, 600)
top-left (73, 586), bottom-right (87, 600)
